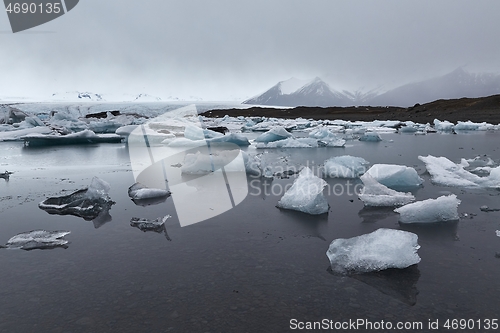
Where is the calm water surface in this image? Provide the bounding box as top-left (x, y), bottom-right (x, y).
top-left (0, 131), bottom-right (499, 332)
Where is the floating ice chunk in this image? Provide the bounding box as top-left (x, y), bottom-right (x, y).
top-left (394, 194), bottom-right (461, 223)
top-left (130, 215), bottom-right (171, 239)
top-left (454, 121), bottom-right (492, 131)
top-left (39, 177), bottom-right (115, 221)
top-left (254, 126), bottom-right (293, 143)
top-left (326, 228), bottom-right (421, 274)
top-left (480, 205), bottom-right (500, 212)
top-left (116, 125), bottom-right (139, 137)
top-left (256, 137), bottom-right (318, 148)
top-left (496, 230), bottom-right (500, 237)
top-left (418, 155), bottom-right (500, 188)
top-left (323, 155), bottom-right (369, 178)
top-left (358, 174), bottom-right (415, 207)
top-left (128, 183), bottom-right (170, 200)
top-left (241, 151), bottom-right (261, 176)
top-left (2, 230), bottom-right (71, 250)
top-left (21, 129), bottom-right (122, 146)
top-left (276, 167), bottom-right (329, 215)
top-left (365, 164), bottom-right (423, 189)
top-left (209, 133), bottom-right (250, 147)
top-left (359, 132), bottom-right (382, 142)
top-left (0, 126), bottom-right (52, 141)
top-left (164, 137), bottom-right (205, 147)
top-left (433, 119), bottom-right (455, 131)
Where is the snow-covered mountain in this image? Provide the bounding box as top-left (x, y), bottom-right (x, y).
top-left (369, 68), bottom-right (500, 107)
top-left (244, 69), bottom-right (500, 107)
top-left (243, 77), bottom-right (351, 107)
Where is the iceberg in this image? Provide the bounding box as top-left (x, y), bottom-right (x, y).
top-left (496, 230), bottom-right (500, 237)
top-left (254, 126), bottom-right (293, 143)
top-left (359, 132), bottom-right (382, 142)
top-left (454, 121), bottom-right (492, 131)
top-left (433, 119), bottom-right (455, 131)
top-left (208, 133), bottom-right (250, 147)
top-left (365, 164), bottom-right (423, 189)
top-left (358, 174), bottom-right (415, 207)
top-left (276, 167), bottom-right (329, 215)
top-left (130, 216), bottom-right (171, 240)
top-left (323, 155), bottom-right (369, 178)
top-left (418, 155), bottom-right (500, 188)
top-left (128, 183), bottom-right (170, 200)
top-left (394, 194), bottom-right (461, 223)
top-left (21, 129), bottom-right (122, 147)
top-left (39, 177), bottom-right (115, 221)
top-left (2, 230), bottom-right (71, 250)
top-left (326, 228), bottom-right (421, 274)
top-left (255, 137), bottom-right (319, 149)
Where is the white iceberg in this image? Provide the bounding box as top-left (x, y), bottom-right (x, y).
top-left (323, 155), bottom-right (369, 178)
top-left (326, 228), bottom-right (421, 274)
top-left (365, 164), bottom-right (423, 188)
top-left (2, 230), bottom-right (71, 250)
top-left (496, 230), bottom-right (500, 237)
top-left (433, 119), bottom-right (455, 131)
top-left (454, 121), bottom-right (492, 131)
top-left (394, 194), bottom-right (461, 223)
top-left (276, 167), bottom-right (329, 215)
top-left (254, 126), bottom-right (292, 143)
top-left (418, 155), bottom-right (500, 188)
top-left (128, 183), bottom-right (170, 200)
top-left (208, 133), bottom-right (250, 147)
top-left (358, 174), bottom-right (415, 207)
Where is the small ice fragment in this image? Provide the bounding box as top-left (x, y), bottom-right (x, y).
top-left (3, 230), bottom-right (71, 250)
top-left (130, 216), bottom-right (171, 240)
top-left (480, 205), bottom-right (500, 212)
top-left (365, 164), bottom-right (423, 189)
top-left (358, 174), bottom-right (415, 207)
top-left (128, 183), bottom-right (170, 200)
top-left (496, 230), bottom-right (500, 237)
top-left (326, 228), bottom-right (421, 274)
top-left (181, 150), bottom-right (242, 175)
top-left (323, 155), bottom-right (369, 178)
top-left (394, 194), bottom-right (461, 223)
top-left (276, 167), bottom-right (329, 215)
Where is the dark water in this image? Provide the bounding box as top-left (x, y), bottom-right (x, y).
top-left (0, 132), bottom-right (499, 332)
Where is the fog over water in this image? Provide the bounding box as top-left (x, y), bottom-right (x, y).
top-left (1, 1), bottom-right (500, 100)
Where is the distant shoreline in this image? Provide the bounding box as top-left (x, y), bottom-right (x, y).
top-left (203, 94), bottom-right (500, 124)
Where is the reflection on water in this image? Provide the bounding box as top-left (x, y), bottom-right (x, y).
top-left (276, 208), bottom-right (329, 241)
top-left (399, 220), bottom-right (460, 242)
top-left (328, 265), bottom-right (421, 306)
top-left (358, 206), bottom-right (397, 223)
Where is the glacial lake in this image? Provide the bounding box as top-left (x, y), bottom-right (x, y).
top-left (0, 130), bottom-right (499, 332)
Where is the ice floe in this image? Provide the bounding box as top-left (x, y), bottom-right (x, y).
top-left (2, 230), bottom-right (71, 250)
top-left (21, 129), bottom-right (122, 146)
top-left (326, 228), bottom-right (421, 274)
top-left (323, 155), bottom-right (369, 178)
top-left (358, 174), bottom-right (415, 207)
top-left (365, 164), bottom-right (423, 189)
top-left (181, 149), bottom-right (243, 175)
top-left (394, 194), bottom-right (461, 223)
top-left (276, 167), bottom-right (329, 215)
top-left (39, 177), bottom-right (115, 221)
top-left (496, 230), bottom-right (500, 237)
top-left (419, 155), bottom-right (500, 188)
top-left (433, 119), bottom-right (455, 131)
top-left (128, 183), bottom-right (170, 200)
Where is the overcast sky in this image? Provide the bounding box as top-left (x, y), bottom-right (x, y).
top-left (1, 0), bottom-right (500, 100)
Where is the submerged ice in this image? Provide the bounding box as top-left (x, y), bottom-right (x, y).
top-left (326, 228), bottom-right (421, 274)
top-left (128, 183), bottom-right (170, 200)
top-left (276, 167), bottom-right (329, 215)
top-left (394, 194), bottom-right (461, 223)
